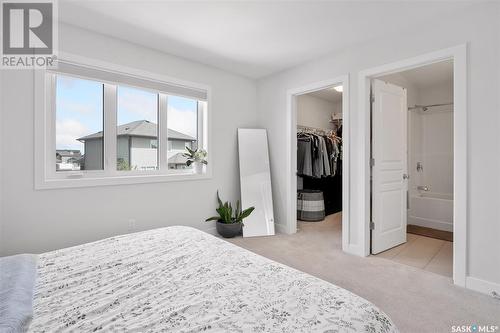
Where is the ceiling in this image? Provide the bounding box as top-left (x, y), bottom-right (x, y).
top-left (308, 88), bottom-right (342, 104)
top-left (381, 59), bottom-right (454, 90)
top-left (59, 1), bottom-right (473, 78)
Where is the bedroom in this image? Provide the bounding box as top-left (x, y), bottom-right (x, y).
top-left (1, 1), bottom-right (499, 332)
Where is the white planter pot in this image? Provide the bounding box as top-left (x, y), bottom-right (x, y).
top-left (194, 162), bottom-right (204, 174)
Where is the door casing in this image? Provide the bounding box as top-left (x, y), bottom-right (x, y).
top-left (285, 75), bottom-right (351, 253)
top-left (358, 44), bottom-right (467, 287)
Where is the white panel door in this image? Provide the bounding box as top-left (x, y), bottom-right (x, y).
top-left (238, 129), bottom-right (275, 237)
top-left (371, 79), bottom-right (408, 254)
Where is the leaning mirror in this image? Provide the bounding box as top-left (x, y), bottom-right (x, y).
top-left (237, 129), bottom-right (275, 237)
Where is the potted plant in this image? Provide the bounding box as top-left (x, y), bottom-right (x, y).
top-left (183, 147), bottom-right (208, 173)
top-left (206, 191), bottom-right (255, 238)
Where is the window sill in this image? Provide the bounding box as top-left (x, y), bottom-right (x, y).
top-left (35, 171), bottom-right (212, 190)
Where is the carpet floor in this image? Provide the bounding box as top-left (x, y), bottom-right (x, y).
top-left (227, 213), bottom-right (500, 333)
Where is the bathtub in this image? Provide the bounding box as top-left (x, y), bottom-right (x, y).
top-left (408, 192), bottom-right (453, 232)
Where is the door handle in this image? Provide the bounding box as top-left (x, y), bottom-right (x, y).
top-left (403, 173), bottom-right (409, 180)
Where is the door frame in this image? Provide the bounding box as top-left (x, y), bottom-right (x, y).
top-left (285, 74), bottom-right (351, 253)
top-left (358, 44), bottom-right (467, 286)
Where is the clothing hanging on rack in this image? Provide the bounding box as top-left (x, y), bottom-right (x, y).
top-left (334, 125), bottom-right (342, 176)
top-left (297, 136), bottom-right (313, 177)
top-left (297, 127), bottom-right (342, 178)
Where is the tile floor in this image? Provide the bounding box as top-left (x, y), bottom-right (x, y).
top-left (374, 233), bottom-right (453, 277)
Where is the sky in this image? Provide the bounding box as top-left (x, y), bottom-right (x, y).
top-left (56, 75), bottom-right (198, 152)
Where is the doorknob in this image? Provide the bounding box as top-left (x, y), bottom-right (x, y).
top-left (403, 173), bottom-right (409, 180)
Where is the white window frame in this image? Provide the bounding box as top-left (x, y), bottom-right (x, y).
top-left (34, 53), bottom-right (212, 189)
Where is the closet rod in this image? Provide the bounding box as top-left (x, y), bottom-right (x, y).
top-left (408, 102), bottom-right (453, 111)
top-left (297, 125), bottom-right (330, 133)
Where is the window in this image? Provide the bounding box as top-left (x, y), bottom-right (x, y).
top-left (36, 59), bottom-right (210, 189)
top-left (167, 95), bottom-right (199, 170)
top-left (55, 75), bottom-right (103, 171)
top-left (117, 86), bottom-right (158, 171)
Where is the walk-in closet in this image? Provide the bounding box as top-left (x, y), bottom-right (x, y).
top-left (296, 85), bottom-right (343, 237)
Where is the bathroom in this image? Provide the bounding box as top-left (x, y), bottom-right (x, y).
top-left (375, 60), bottom-right (454, 277)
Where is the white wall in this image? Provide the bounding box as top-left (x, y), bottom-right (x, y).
top-left (297, 94), bottom-right (339, 130)
top-left (0, 23), bottom-right (257, 255)
top-left (256, 3), bottom-right (500, 289)
top-left (421, 110), bottom-right (454, 195)
top-left (419, 82), bottom-right (454, 197)
top-left (0, 69), bottom-right (3, 248)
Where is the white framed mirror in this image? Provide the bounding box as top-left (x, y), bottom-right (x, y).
top-left (237, 128), bottom-right (275, 237)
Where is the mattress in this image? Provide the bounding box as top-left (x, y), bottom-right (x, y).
top-left (29, 226), bottom-right (397, 332)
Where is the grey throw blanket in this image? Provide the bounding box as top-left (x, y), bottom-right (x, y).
top-left (0, 254), bottom-right (38, 333)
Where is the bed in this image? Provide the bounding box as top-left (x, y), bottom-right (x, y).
top-left (26, 226), bottom-right (396, 332)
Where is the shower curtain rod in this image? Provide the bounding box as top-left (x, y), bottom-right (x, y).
top-left (408, 102), bottom-right (454, 111)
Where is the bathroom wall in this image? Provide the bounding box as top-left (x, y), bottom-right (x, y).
top-left (418, 82), bottom-right (454, 197)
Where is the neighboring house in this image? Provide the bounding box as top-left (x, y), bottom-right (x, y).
top-left (77, 120), bottom-right (196, 170)
top-left (56, 150), bottom-right (82, 171)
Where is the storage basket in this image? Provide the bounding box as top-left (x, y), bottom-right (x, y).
top-left (297, 190), bottom-right (325, 222)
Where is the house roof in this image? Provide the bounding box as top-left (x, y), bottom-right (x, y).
top-left (168, 152), bottom-right (189, 164)
top-left (78, 120), bottom-right (196, 141)
top-left (56, 150), bottom-right (82, 157)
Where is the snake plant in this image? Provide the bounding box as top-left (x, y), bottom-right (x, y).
top-left (205, 191), bottom-right (255, 224)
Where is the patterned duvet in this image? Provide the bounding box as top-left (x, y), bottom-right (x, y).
top-left (30, 226), bottom-right (397, 332)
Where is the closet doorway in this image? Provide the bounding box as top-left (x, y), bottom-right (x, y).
top-left (286, 75), bottom-right (350, 252)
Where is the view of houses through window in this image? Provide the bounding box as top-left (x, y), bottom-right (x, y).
top-left (55, 75), bottom-right (104, 171)
top-left (167, 95), bottom-right (198, 170)
top-left (115, 86), bottom-right (159, 171)
top-left (55, 75), bottom-right (200, 172)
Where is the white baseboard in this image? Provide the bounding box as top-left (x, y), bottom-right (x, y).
top-left (466, 276), bottom-right (500, 298)
top-left (408, 216), bottom-right (453, 232)
top-left (344, 244), bottom-right (364, 257)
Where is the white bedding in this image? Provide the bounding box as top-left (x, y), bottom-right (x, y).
top-left (29, 226), bottom-right (397, 332)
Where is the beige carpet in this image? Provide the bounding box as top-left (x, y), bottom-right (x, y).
top-left (227, 213), bottom-right (500, 333)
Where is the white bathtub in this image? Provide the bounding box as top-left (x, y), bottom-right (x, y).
top-left (408, 192), bottom-right (453, 232)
